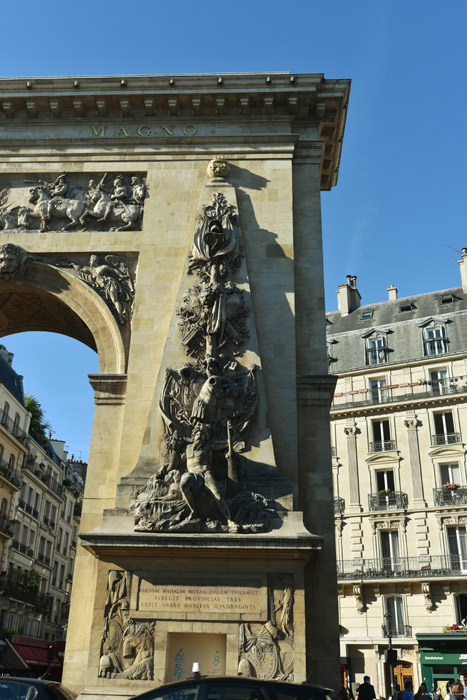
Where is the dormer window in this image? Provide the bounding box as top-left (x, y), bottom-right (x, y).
top-left (365, 335), bottom-right (387, 366)
top-left (424, 324), bottom-right (447, 355)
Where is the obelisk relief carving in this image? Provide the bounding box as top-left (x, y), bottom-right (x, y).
top-left (130, 185), bottom-right (281, 533)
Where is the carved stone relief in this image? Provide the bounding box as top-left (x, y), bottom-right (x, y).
top-left (0, 172), bottom-right (147, 232)
top-left (130, 189), bottom-right (276, 533)
top-left (57, 255), bottom-right (135, 325)
top-left (238, 576), bottom-right (294, 681)
top-left (0, 244), bottom-right (135, 326)
top-left (353, 584), bottom-right (365, 614)
top-left (99, 570), bottom-right (155, 681)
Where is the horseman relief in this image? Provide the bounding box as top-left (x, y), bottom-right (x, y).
top-left (0, 172), bottom-right (147, 233)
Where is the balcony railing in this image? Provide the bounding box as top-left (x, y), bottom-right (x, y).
top-left (0, 514), bottom-right (14, 538)
top-left (332, 379), bottom-right (467, 412)
top-left (434, 486), bottom-right (467, 507)
top-left (0, 458), bottom-right (21, 488)
top-left (23, 461), bottom-right (63, 496)
top-left (337, 554), bottom-right (467, 580)
top-left (382, 623), bottom-right (413, 638)
top-left (334, 497), bottom-right (345, 515)
top-left (0, 571), bottom-right (52, 612)
top-left (37, 553), bottom-right (51, 566)
top-left (368, 491), bottom-right (408, 511)
top-left (369, 440), bottom-right (397, 453)
top-left (0, 413), bottom-right (29, 443)
top-left (431, 433), bottom-right (461, 446)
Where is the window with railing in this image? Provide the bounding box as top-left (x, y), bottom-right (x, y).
top-left (370, 419), bottom-right (396, 452)
top-left (447, 526), bottom-right (467, 572)
top-left (432, 411), bottom-right (460, 445)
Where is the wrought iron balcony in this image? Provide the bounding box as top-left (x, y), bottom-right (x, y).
top-left (431, 433), bottom-right (461, 446)
top-left (0, 571), bottom-right (53, 612)
top-left (369, 440), bottom-right (397, 452)
top-left (337, 554), bottom-right (467, 580)
top-left (434, 486), bottom-right (467, 506)
top-left (0, 413), bottom-right (29, 443)
top-left (382, 623), bottom-right (413, 638)
top-left (23, 461), bottom-right (63, 496)
top-left (0, 514), bottom-right (14, 538)
top-left (334, 497), bottom-right (345, 515)
top-left (368, 491), bottom-right (408, 511)
top-left (332, 379), bottom-right (467, 412)
top-left (0, 458), bottom-right (21, 488)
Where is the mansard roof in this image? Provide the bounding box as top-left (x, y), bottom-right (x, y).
top-left (0, 352), bottom-right (25, 405)
top-left (326, 286), bottom-right (467, 336)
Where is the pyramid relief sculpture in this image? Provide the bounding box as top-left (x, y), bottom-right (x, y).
top-left (130, 187), bottom-right (277, 533)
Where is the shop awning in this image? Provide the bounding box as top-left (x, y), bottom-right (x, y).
top-left (13, 643), bottom-right (60, 667)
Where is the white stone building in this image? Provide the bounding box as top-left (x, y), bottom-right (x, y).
top-left (327, 254), bottom-right (467, 698)
top-left (0, 346), bottom-right (84, 676)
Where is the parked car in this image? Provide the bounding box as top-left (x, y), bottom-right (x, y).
top-left (131, 676), bottom-right (333, 700)
top-left (0, 677), bottom-right (75, 700)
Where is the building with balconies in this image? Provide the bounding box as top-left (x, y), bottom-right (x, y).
top-left (327, 253), bottom-right (467, 697)
top-left (0, 345), bottom-right (85, 676)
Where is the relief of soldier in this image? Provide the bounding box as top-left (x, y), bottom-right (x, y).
top-left (0, 172), bottom-right (147, 233)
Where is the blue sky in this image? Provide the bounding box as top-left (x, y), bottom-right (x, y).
top-left (1, 0), bottom-right (466, 460)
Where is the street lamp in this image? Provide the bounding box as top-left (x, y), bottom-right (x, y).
top-left (384, 611), bottom-right (395, 699)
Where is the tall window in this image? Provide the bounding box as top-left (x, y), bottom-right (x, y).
top-left (433, 411), bottom-right (458, 445)
top-left (376, 469), bottom-right (395, 493)
top-left (386, 596), bottom-right (406, 636)
top-left (431, 369), bottom-right (448, 395)
top-left (371, 419), bottom-right (393, 451)
top-left (366, 336), bottom-right (387, 366)
top-left (12, 413), bottom-right (19, 436)
top-left (447, 526), bottom-right (467, 572)
top-left (371, 377), bottom-right (387, 403)
top-left (380, 530), bottom-right (400, 571)
top-left (2, 402), bottom-right (9, 424)
top-left (440, 462), bottom-right (461, 486)
top-left (424, 325), bottom-right (447, 355)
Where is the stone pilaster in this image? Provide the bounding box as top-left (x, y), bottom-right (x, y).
top-left (344, 425), bottom-right (360, 507)
top-left (404, 417), bottom-right (424, 501)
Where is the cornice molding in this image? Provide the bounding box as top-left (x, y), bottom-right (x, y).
top-left (0, 72), bottom-right (351, 191)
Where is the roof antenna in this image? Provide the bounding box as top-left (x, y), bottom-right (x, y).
top-left (446, 244), bottom-right (462, 256)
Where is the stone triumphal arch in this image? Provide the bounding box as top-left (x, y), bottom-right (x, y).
top-left (0, 72), bottom-right (350, 697)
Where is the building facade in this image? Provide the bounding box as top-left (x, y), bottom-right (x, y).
top-left (327, 254), bottom-right (467, 698)
top-left (0, 346), bottom-right (84, 675)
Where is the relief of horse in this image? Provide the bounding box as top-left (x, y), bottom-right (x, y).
top-left (82, 190), bottom-right (142, 232)
top-left (28, 185), bottom-right (88, 231)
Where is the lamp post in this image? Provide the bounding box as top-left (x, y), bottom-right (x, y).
top-left (384, 611), bottom-right (394, 699)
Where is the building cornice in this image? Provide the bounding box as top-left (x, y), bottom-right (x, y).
top-left (0, 72), bottom-right (350, 190)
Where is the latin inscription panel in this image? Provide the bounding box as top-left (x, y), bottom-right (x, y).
top-left (130, 573), bottom-right (267, 621)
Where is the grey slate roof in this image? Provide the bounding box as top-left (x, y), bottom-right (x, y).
top-left (326, 286), bottom-right (467, 373)
top-left (0, 353), bottom-right (25, 405)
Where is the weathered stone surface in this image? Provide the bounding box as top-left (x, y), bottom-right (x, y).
top-left (0, 72), bottom-right (350, 696)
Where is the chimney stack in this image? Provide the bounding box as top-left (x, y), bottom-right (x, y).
top-left (459, 248), bottom-right (467, 292)
top-left (337, 275), bottom-right (361, 315)
top-left (387, 284), bottom-right (398, 301)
